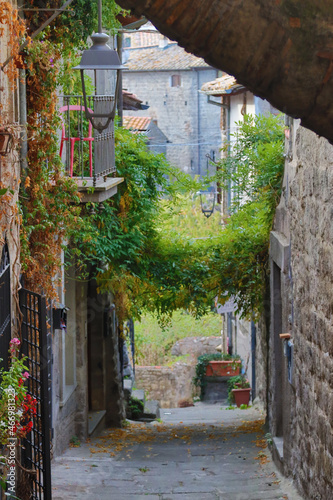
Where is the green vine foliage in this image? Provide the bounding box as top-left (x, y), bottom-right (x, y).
top-left (72, 114), bottom-right (284, 326)
top-left (21, 1), bottom-right (284, 318)
top-left (206, 114), bottom-right (285, 317)
top-left (74, 126), bottom-right (198, 325)
top-left (26, 1), bottom-right (125, 49)
top-left (216, 113), bottom-right (284, 217)
top-left (20, 37), bottom-right (92, 298)
top-left (131, 114), bottom-right (284, 322)
top-left (19, 0), bottom-right (126, 298)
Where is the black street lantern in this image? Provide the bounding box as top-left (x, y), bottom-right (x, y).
top-left (0, 129), bottom-right (13, 157)
top-left (73, 0), bottom-right (125, 133)
top-left (200, 190), bottom-right (216, 218)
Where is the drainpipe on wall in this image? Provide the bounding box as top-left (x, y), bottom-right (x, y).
top-left (251, 320), bottom-right (256, 400)
top-left (225, 96), bottom-right (231, 211)
top-left (205, 94), bottom-right (230, 213)
top-left (117, 33), bottom-right (123, 127)
top-left (19, 69), bottom-right (28, 176)
top-left (196, 70), bottom-right (201, 176)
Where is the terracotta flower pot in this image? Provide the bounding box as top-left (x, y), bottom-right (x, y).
top-left (232, 387), bottom-right (251, 407)
top-left (205, 360), bottom-right (241, 377)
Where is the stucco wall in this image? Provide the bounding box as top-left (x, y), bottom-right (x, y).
top-left (269, 123), bottom-right (333, 499)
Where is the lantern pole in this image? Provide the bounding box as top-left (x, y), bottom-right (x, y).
top-left (98, 0), bottom-right (102, 33)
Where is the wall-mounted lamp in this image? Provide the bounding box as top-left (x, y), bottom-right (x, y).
top-left (0, 129), bottom-right (13, 157)
top-left (73, 0), bottom-right (125, 133)
top-left (200, 190), bottom-right (216, 218)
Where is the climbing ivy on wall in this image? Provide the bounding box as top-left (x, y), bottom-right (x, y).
top-left (0, 2), bottom-right (26, 88)
top-left (20, 38), bottom-right (87, 299)
top-left (17, 0), bottom-right (124, 298)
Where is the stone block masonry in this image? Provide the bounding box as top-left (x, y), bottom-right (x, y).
top-left (135, 337), bottom-right (221, 407)
top-left (122, 67), bottom-right (220, 178)
top-left (269, 124), bottom-right (333, 499)
top-left (135, 363), bottom-right (196, 408)
top-left (171, 336), bottom-right (222, 357)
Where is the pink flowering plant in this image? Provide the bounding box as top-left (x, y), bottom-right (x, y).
top-left (0, 338), bottom-right (37, 445)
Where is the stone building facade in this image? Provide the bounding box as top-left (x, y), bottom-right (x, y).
top-left (52, 272), bottom-right (125, 456)
top-left (268, 122), bottom-right (333, 499)
top-left (122, 38), bottom-right (221, 177)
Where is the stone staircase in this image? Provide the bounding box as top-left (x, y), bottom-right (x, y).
top-left (124, 378), bottom-right (160, 422)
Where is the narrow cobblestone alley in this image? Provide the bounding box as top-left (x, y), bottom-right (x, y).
top-left (52, 404), bottom-right (303, 499)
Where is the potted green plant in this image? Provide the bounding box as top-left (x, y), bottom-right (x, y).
top-left (227, 374), bottom-right (251, 407)
top-left (205, 354), bottom-right (241, 377)
top-left (193, 353), bottom-right (241, 399)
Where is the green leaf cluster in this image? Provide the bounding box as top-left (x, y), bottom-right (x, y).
top-left (134, 310), bottom-right (222, 366)
top-left (73, 114), bottom-right (284, 325)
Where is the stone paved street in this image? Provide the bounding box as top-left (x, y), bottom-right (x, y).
top-left (52, 404), bottom-right (303, 500)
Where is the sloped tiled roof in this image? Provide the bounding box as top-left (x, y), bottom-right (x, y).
top-left (124, 43), bottom-right (210, 71)
top-left (122, 90), bottom-right (149, 110)
top-left (123, 116), bottom-right (152, 132)
top-left (201, 74), bottom-right (246, 95)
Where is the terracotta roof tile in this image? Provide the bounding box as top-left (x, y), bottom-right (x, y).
top-left (124, 43), bottom-right (210, 71)
top-left (123, 116), bottom-right (152, 131)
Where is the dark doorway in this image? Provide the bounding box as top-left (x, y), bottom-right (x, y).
top-left (272, 262), bottom-right (284, 437)
top-left (0, 243), bottom-right (11, 372)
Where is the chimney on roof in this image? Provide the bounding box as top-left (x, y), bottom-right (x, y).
top-left (159, 35), bottom-right (169, 49)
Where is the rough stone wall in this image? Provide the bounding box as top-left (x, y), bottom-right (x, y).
top-left (122, 68), bottom-right (220, 177)
top-left (135, 363), bottom-right (197, 408)
top-left (136, 336), bottom-right (221, 407)
top-left (269, 124), bottom-right (333, 499)
top-left (171, 336), bottom-right (222, 357)
top-left (53, 272), bottom-right (88, 457)
top-left (52, 329), bottom-right (78, 457)
top-left (254, 316), bottom-right (268, 411)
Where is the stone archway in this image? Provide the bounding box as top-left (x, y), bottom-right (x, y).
top-left (118, 0), bottom-right (333, 143)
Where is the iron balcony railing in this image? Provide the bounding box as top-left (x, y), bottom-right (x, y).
top-left (59, 95), bottom-right (116, 185)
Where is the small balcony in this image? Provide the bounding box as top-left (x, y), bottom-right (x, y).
top-left (59, 95), bottom-right (123, 203)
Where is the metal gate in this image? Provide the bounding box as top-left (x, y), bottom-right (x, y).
top-left (0, 243), bottom-right (11, 371)
top-left (19, 288), bottom-right (52, 500)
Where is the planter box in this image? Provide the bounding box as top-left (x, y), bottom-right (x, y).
top-left (205, 360), bottom-right (241, 377)
top-left (232, 387), bottom-right (251, 407)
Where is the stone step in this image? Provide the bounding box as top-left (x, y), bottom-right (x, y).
top-left (88, 410), bottom-right (106, 437)
top-left (132, 388), bottom-right (145, 402)
top-left (143, 400), bottom-right (160, 420)
top-left (123, 378), bottom-right (133, 401)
